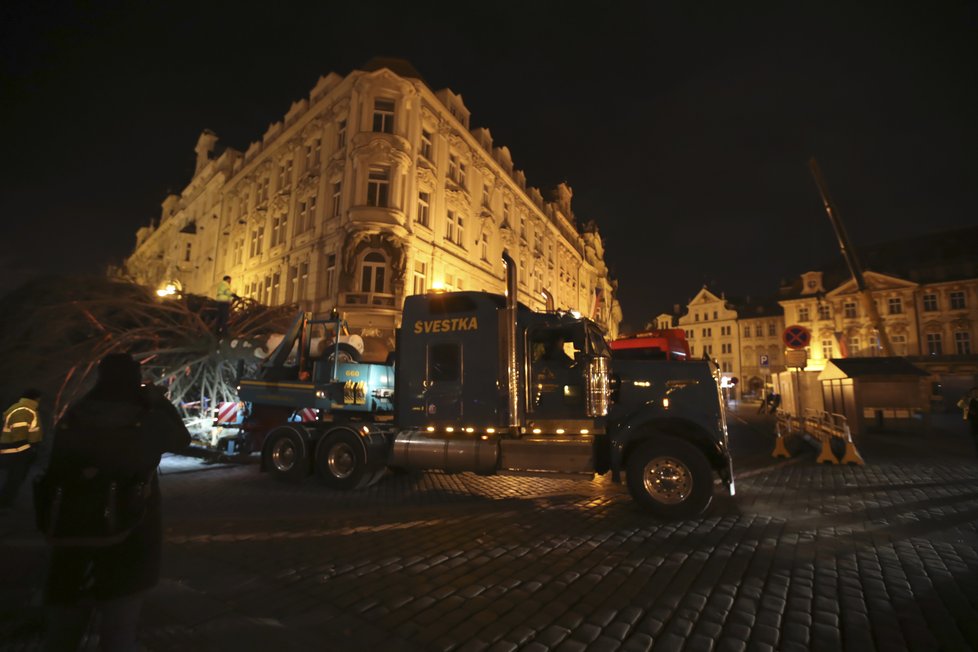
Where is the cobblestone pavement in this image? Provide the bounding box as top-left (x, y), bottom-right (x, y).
top-left (2, 403), bottom-right (977, 651)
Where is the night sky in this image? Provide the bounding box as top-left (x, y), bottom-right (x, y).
top-left (2, 1), bottom-right (975, 329)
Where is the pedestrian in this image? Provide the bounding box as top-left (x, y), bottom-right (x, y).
top-left (215, 274), bottom-right (238, 336)
top-left (0, 388), bottom-right (43, 509)
top-left (768, 393), bottom-right (782, 415)
top-left (957, 387), bottom-right (978, 456)
top-left (41, 353), bottom-right (190, 651)
top-left (756, 392), bottom-right (769, 415)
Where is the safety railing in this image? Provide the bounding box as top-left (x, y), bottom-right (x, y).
top-left (772, 408), bottom-right (864, 465)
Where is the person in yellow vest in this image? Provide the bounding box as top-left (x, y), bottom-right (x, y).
top-left (215, 275), bottom-right (239, 336)
top-left (1, 388), bottom-right (43, 508)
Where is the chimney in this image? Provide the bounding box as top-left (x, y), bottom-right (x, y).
top-left (194, 130), bottom-right (219, 175)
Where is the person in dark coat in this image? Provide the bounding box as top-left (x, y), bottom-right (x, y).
top-left (958, 387), bottom-right (978, 456)
top-left (42, 353), bottom-right (190, 651)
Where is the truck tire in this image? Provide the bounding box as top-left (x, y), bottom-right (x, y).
top-left (264, 425), bottom-right (310, 482)
top-left (315, 429), bottom-right (371, 490)
top-left (626, 437), bottom-right (713, 519)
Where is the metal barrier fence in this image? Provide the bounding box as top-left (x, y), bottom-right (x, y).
top-left (773, 408), bottom-right (865, 465)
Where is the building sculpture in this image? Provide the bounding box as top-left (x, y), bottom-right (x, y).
top-left (125, 58), bottom-right (621, 358)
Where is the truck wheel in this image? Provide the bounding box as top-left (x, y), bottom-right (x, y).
top-left (315, 429), bottom-right (370, 490)
top-left (626, 437), bottom-right (713, 519)
top-left (264, 426), bottom-right (310, 482)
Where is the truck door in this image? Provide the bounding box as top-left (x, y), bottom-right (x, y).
top-left (424, 341), bottom-right (463, 420)
top-left (528, 325), bottom-right (587, 419)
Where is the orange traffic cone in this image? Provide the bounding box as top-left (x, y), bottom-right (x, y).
top-left (816, 434), bottom-right (838, 464)
top-left (771, 423), bottom-right (791, 459)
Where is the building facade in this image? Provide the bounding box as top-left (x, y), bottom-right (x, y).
top-left (677, 287), bottom-right (785, 398)
top-left (125, 59), bottom-right (621, 357)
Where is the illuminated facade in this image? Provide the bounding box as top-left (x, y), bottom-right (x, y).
top-left (678, 288), bottom-right (785, 397)
top-left (779, 269), bottom-right (978, 366)
top-left (125, 59), bottom-right (621, 356)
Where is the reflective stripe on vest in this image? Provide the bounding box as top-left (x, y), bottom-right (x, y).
top-left (3, 405), bottom-right (39, 433)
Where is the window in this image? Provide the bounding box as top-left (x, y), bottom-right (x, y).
top-left (288, 265), bottom-right (298, 303)
top-left (271, 272), bottom-right (281, 305)
top-left (950, 291), bottom-right (966, 310)
top-left (372, 99), bottom-right (394, 133)
top-left (850, 337), bottom-right (860, 354)
top-left (891, 333), bottom-right (908, 356)
top-left (420, 130), bottom-right (432, 160)
top-left (366, 166), bottom-right (391, 207)
top-left (923, 294), bottom-right (938, 311)
top-left (232, 237), bottom-right (244, 266)
top-left (257, 177), bottom-right (269, 206)
top-left (446, 210), bottom-right (464, 247)
top-left (305, 139), bottom-right (321, 171)
top-left (799, 306), bottom-right (810, 321)
top-left (955, 331), bottom-right (972, 355)
top-left (298, 262), bottom-right (309, 301)
top-left (695, 314), bottom-right (700, 322)
top-left (926, 332), bottom-right (943, 356)
top-left (722, 362), bottom-right (732, 372)
top-left (417, 192), bottom-right (430, 227)
top-left (502, 203), bottom-right (510, 228)
top-left (337, 120), bottom-right (347, 148)
top-left (755, 325), bottom-right (763, 337)
top-left (184, 242), bottom-right (191, 262)
top-left (249, 225), bottom-right (265, 257)
top-left (520, 257), bottom-right (527, 285)
top-left (448, 153), bottom-right (459, 183)
top-left (519, 214), bottom-right (526, 240)
top-left (271, 213), bottom-right (288, 247)
top-left (702, 328), bottom-right (711, 337)
top-left (277, 160), bottom-right (292, 191)
top-left (821, 339), bottom-right (834, 360)
top-left (331, 182), bottom-right (342, 217)
top-left (480, 232), bottom-right (489, 261)
top-left (324, 254), bottom-right (336, 297)
top-left (428, 342), bottom-right (461, 383)
top-left (713, 311), bottom-right (718, 320)
top-left (413, 261), bottom-right (427, 295)
top-left (768, 323), bottom-right (776, 336)
top-left (482, 184), bottom-right (491, 207)
top-left (888, 297), bottom-right (902, 315)
top-left (296, 195), bottom-right (316, 235)
top-left (818, 304), bottom-right (831, 320)
top-left (263, 275), bottom-right (272, 305)
top-left (743, 326), bottom-right (750, 337)
top-left (844, 302), bottom-right (857, 318)
top-left (360, 252), bottom-right (387, 293)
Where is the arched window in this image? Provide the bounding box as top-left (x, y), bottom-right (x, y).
top-left (360, 252), bottom-right (387, 293)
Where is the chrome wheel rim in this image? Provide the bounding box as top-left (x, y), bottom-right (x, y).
top-left (328, 442), bottom-right (356, 479)
top-left (642, 455), bottom-right (692, 505)
top-left (271, 438), bottom-right (296, 472)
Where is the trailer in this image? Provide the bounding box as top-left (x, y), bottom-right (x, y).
top-left (237, 253), bottom-right (734, 519)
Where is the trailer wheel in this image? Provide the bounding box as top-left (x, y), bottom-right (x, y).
top-left (315, 429), bottom-right (370, 490)
top-left (626, 437), bottom-right (713, 519)
top-left (264, 426), bottom-right (310, 482)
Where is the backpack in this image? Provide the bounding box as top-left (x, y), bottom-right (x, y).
top-left (33, 406), bottom-right (156, 547)
top-left (34, 467), bottom-right (154, 547)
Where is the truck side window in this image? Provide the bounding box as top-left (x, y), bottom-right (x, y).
top-left (428, 343), bottom-right (461, 383)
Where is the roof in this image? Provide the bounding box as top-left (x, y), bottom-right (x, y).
top-left (354, 57), bottom-right (426, 83)
top-left (818, 357), bottom-right (930, 380)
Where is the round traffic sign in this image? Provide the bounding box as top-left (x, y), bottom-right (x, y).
top-left (783, 324), bottom-right (811, 350)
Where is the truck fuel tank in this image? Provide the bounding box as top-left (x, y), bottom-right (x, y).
top-left (390, 431), bottom-right (499, 474)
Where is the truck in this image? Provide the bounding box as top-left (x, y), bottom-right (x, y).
top-left (237, 253), bottom-right (734, 519)
top-left (609, 329), bottom-right (692, 361)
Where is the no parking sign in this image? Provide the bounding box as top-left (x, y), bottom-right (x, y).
top-left (782, 325), bottom-right (812, 350)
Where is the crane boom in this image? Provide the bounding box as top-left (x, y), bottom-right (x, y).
top-left (808, 157), bottom-right (893, 357)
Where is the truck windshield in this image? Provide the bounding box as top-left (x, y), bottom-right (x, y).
top-left (587, 324), bottom-right (611, 358)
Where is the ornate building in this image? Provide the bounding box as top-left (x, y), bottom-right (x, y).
top-left (677, 288), bottom-right (785, 398)
top-left (126, 59), bottom-right (621, 357)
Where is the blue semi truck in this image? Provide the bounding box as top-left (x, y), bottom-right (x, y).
top-left (237, 254), bottom-right (734, 519)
